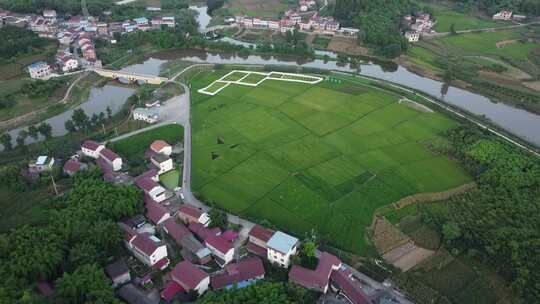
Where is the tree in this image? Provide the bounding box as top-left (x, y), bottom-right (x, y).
top-left (106, 106), bottom-right (112, 119)
top-left (208, 208), bottom-right (228, 230)
top-left (442, 221), bottom-right (461, 242)
top-left (71, 109), bottom-right (89, 131)
top-left (65, 119), bottom-right (76, 133)
top-left (28, 125), bottom-right (39, 140)
top-left (450, 23), bottom-right (457, 35)
top-left (38, 123), bottom-right (53, 139)
top-left (0, 133), bottom-right (12, 150)
top-left (16, 130), bottom-right (28, 150)
top-left (54, 264), bottom-right (118, 303)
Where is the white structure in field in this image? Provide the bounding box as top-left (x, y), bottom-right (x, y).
top-left (405, 31), bottom-right (420, 42)
top-left (266, 231), bottom-right (298, 268)
top-left (30, 155), bottom-right (55, 172)
top-left (150, 153), bottom-right (174, 175)
top-left (81, 140), bottom-right (105, 158)
top-left (133, 108), bottom-right (159, 123)
top-left (150, 140), bottom-right (172, 156)
top-left (28, 61), bottom-right (51, 79)
top-left (493, 10), bottom-right (513, 20)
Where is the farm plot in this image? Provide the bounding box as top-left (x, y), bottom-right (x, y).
top-left (190, 71), bottom-right (471, 254)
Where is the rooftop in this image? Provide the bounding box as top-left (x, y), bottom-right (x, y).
top-left (205, 234), bottom-right (234, 254)
top-left (248, 225), bottom-right (274, 243)
top-left (179, 204), bottom-right (204, 219)
top-left (145, 199), bottom-right (170, 225)
top-left (99, 148), bottom-right (120, 162)
top-left (170, 261), bottom-right (209, 291)
top-left (289, 251), bottom-right (341, 291)
top-left (105, 259), bottom-right (129, 279)
top-left (163, 218), bottom-right (192, 244)
top-left (266, 231), bottom-right (298, 254)
top-left (211, 257), bottom-right (265, 289)
top-left (150, 139), bottom-right (170, 152)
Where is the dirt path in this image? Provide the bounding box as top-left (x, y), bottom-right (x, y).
top-left (0, 72), bottom-right (89, 130)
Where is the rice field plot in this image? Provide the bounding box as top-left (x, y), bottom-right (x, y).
top-left (190, 71), bottom-right (471, 254)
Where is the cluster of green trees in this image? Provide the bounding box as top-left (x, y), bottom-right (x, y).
top-left (425, 126), bottom-right (540, 301)
top-left (207, 0), bottom-right (225, 15)
top-left (0, 0), bottom-right (111, 15)
top-left (64, 107), bottom-right (112, 134)
top-left (0, 26), bottom-right (52, 62)
top-left (0, 170), bottom-right (143, 302)
top-left (333, 0), bottom-right (409, 58)
top-left (1, 123), bottom-right (52, 151)
top-left (21, 78), bottom-right (66, 98)
top-left (199, 281), bottom-right (317, 304)
top-left (447, 0), bottom-right (540, 16)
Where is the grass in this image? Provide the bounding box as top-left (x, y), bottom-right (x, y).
top-left (160, 169), bottom-right (180, 190)
top-left (313, 35), bottom-right (331, 49)
top-left (110, 124), bottom-right (184, 161)
top-left (224, 0), bottom-right (290, 19)
top-left (432, 9), bottom-right (503, 33)
top-left (190, 71), bottom-right (471, 254)
top-left (0, 186), bottom-right (54, 232)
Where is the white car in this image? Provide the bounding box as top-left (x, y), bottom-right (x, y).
top-left (180, 192), bottom-right (185, 200)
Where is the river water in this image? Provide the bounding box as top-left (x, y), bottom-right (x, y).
top-left (6, 85), bottom-right (135, 146)
top-left (4, 7), bottom-right (540, 149)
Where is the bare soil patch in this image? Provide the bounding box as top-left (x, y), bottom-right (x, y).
top-left (523, 80), bottom-right (540, 92)
top-left (496, 39), bottom-right (518, 48)
top-left (327, 37), bottom-right (369, 56)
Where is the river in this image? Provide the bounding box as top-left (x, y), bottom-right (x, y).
top-left (6, 85), bottom-right (135, 146)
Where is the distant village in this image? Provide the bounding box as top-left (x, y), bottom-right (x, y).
top-left (27, 137), bottom-right (376, 304)
top-left (402, 9), bottom-right (527, 43)
top-left (230, 0), bottom-right (359, 37)
top-left (0, 8), bottom-right (176, 79)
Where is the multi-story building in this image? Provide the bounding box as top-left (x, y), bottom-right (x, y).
top-left (266, 231), bottom-right (298, 268)
top-left (99, 148), bottom-right (123, 171)
top-left (205, 234), bottom-right (235, 267)
top-left (27, 61), bottom-right (51, 79)
top-left (81, 140), bottom-right (105, 158)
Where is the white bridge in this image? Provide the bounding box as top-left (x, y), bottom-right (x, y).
top-left (89, 68), bottom-right (169, 84)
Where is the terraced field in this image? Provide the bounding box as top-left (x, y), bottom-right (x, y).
top-left (190, 70), bottom-right (471, 254)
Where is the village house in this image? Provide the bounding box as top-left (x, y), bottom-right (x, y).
top-left (493, 10), bottom-right (513, 20)
top-left (63, 159), bottom-right (87, 176)
top-left (246, 225), bottom-right (274, 257)
top-left (178, 204), bottom-right (210, 227)
top-left (205, 234), bottom-right (235, 267)
top-left (29, 155), bottom-right (55, 172)
top-left (150, 140), bottom-right (172, 156)
top-left (135, 176), bottom-right (168, 202)
top-left (145, 197), bottom-right (171, 225)
top-left (289, 252), bottom-right (342, 293)
top-left (121, 224), bottom-right (170, 269)
top-left (133, 108), bottom-right (159, 123)
top-left (169, 261), bottom-right (210, 295)
top-left (330, 267), bottom-right (371, 304)
top-left (211, 257), bottom-right (266, 290)
top-left (105, 259), bottom-right (131, 288)
top-left (150, 153), bottom-right (174, 175)
top-left (119, 283), bottom-right (158, 304)
top-left (56, 51), bottom-right (79, 72)
top-left (134, 17), bottom-right (149, 26)
top-left (28, 61), bottom-right (51, 79)
top-left (99, 148), bottom-right (123, 171)
top-left (188, 222), bottom-right (221, 241)
top-left (64, 16), bottom-right (88, 28)
top-left (266, 231), bottom-right (298, 268)
top-left (42, 9), bottom-right (57, 22)
top-left (81, 140), bottom-right (105, 158)
top-left (162, 218), bottom-right (212, 264)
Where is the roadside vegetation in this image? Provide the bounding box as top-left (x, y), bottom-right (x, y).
top-left (190, 69), bottom-right (471, 255)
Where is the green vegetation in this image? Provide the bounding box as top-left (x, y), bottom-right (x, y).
top-left (219, 0), bottom-right (290, 19)
top-left (160, 169), bottom-right (180, 190)
top-left (312, 35), bottom-right (331, 50)
top-left (0, 0), bottom-right (112, 15)
top-left (0, 26), bottom-right (54, 62)
top-left (199, 281), bottom-right (317, 304)
top-left (432, 9), bottom-right (502, 32)
top-left (111, 124), bottom-right (183, 161)
top-left (0, 170), bottom-right (143, 302)
top-left (191, 70), bottom-right (470, 254)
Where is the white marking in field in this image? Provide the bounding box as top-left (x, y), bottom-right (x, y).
top-left (197, 70), bottom-right (323, 96)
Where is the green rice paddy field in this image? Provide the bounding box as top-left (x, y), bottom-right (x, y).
top-left (190, 71), bottom-right (471, 254)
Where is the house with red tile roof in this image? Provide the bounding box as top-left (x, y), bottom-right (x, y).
top-left (81, 140), bottom-right (104, 158)
top-left (188, 222), bottom-right (221, 241)
top-left (120, 224), bottom-right (169, 269)
top-left (211, 257), bottom-right (265, 290)
top-left (150, 140), bottom-right (172, 156)
top-left (63, 159), bottom-right (87, 176)
top-left (145, 199), bottom-right (171, 225)
top-left (330, 267), bottom-right (371, 304)
top-left (289, 252), bottom-right (342, 293)
top-left (99, 148), bottom-right (122, 171)
top-left (135, 176), bottom-right (167, 202)
top-left (178, 204), bottom-right (210, 227)
top-left (247, 225), bottom-right (274, 257)
top-left (161, 281), bottom-right (185, 302)
top-left (205, 234), bottom-right (235, 267)
top-left (162, 218), bottom-right (212, 264)
top-left (170, 261), bottom-right (210, 295)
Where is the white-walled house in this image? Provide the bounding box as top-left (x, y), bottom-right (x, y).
top-left (29, 155), bottom-right (55, 172)
top-left (493, 10), bottom-right (513, 20)
top-left (121, 225), bottom-right (169, 269)
top-left (150, 154), bottom-right (174, 175)
top-left (205, 235), bottom-right (235, 267)
top-left (266, 231), bottom-right (298, 268)
top-left (133, 108), bottom-right (159, 123)
top-left (135, 176), bottom-right (168, 202)
top-left (178, 204), bottom-right (211, 227)
top-left (28, 61), bottom-right (51, 79)
top-left (81, 140), bottom-right (105, 158)
top-left (150, 140), bottom-right (172, 156)
top-left (170, 261), bottom-right (210, 295)
top-left (99, 148), bottom-right (123, 171)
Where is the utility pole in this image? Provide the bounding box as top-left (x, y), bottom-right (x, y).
top-left (50, 173), bottom-right (59, 196)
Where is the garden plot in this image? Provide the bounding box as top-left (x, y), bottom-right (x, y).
top-left (198, 70), bottom-right (323, 95)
